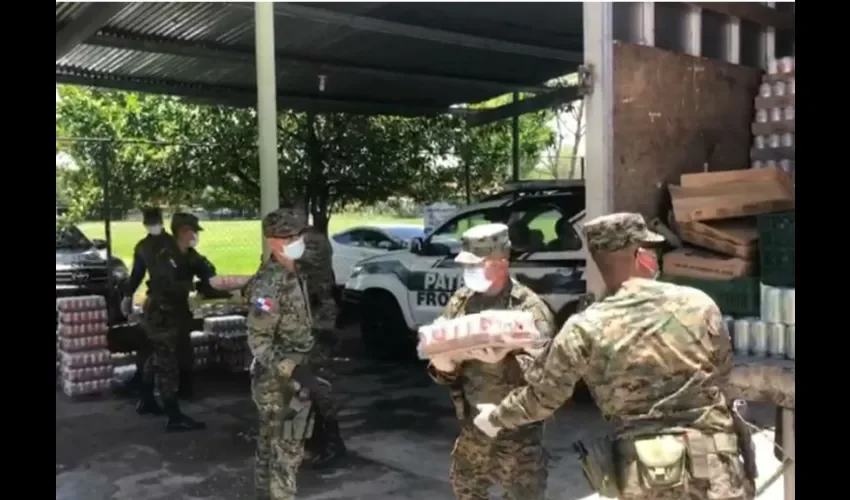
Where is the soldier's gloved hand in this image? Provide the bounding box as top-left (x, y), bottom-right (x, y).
top-left (468, 347), bottom-right (510, 364)
top-left (291, 364), bottom-right (336, 415)
top-left (120, 297), bottom-right (133, 317)
top-left (430, 353), bottom-right (457, 373)
top-left (473, 404), bottom-right (502, 438)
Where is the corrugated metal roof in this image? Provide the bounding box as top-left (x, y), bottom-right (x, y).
top-left (55, 2), bottom-right (584, 115)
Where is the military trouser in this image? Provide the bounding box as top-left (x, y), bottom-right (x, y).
top-left (141, 303), bottom-right (189, 401)
top-left (176, 323), bottom-right (193, 372)
top-left (615, 431), bottom-right (753, 500)
top-left (251, 362), bottom-right (315, 500)
top-left (449, 422), bottom-right (547, 500)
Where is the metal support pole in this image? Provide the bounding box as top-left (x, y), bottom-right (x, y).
top-left (782, 408), bottom-right (795, 500)
top-left (101, 151), bottom-right (113, 285)
top-left (255, 1), bottom-right (279, 258)
top-left (583, 2), bottom-right (615, 296)
top-left (511, 92), bottom-right (520, 182)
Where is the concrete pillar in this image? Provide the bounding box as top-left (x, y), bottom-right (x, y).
top-left (255, 1), bottom-right (279, 257)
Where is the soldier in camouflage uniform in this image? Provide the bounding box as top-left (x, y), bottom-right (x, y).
top-left (117, 207), bottom-right (171, 402)
top-left (474, 213), bottom-right (754, 500)
top-left (138, 213), bottom-right (208, 431)
top-left (298, 224), bottom-right (348, 467)
top-left (428, 223), bottom-right (555, 500)
top-left (246, 207), bottom-right (334, 500)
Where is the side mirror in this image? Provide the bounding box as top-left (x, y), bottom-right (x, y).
top-left (92, 238), bottom-right (108, 250)
top-left (409, 237), bottom-right (424, 254)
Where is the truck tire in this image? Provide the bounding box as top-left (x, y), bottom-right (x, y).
top-left (360, 290), bottom-right (415, 362)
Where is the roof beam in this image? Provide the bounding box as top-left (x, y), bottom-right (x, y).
top-left (687, 3), bottom-right (794, 31)
top-left (83, 29), bottom-right (551, 94)
top-left (55, 68), bottom-right (467, 117)
top-left (467, 87), bottom-right (581, 126)
top-left (56, 2), bottom-right (128, 60)
top-left (247, 3), bottom-right (582, 62)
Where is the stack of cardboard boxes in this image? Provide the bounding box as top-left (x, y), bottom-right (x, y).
top-left (663, 167), bottom-right (795, 322)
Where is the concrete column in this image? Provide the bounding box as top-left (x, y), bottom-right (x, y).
top-left (255, 1), bottom-right (279, 257)
top-left (582, 2), bottom-right (615, 296)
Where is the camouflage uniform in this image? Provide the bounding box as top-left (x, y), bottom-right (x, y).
top-left (247, 208), bottom-right (317, 500)
top-left (140, 213), bottom-right (208, 431)
top-left (488, 213), bottom-right (752, 500)
top-left (429, 224), bottom-right (555, 500)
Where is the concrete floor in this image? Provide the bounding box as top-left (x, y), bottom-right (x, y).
top-left (57, 341), bottom-right (790, 500)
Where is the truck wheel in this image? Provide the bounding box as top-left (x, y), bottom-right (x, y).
top-left (360, 291), bottom-right (415, 362)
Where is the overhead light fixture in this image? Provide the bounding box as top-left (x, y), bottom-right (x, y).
top-left (318, 75), bottom-right (327, 92)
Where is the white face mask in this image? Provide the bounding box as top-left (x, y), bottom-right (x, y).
top-left (189, 232), bottom-right (199, 248)
top-left (145, 224), bottom-right (163, 236)
top-left (463, 267), bottom-right (492, 293)
top-left (284, 236), bottom-right (306, 260)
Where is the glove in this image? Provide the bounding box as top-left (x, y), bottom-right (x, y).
top-left (473, 403), bottom-right (502, 438)
top-left (467, 347), bottom-right (510, 364)
top-left (430, 353), bottom-right (457, 373)
top-left (291, 364), bottom-right (337, 416)
top-left (120, 297), bottom-right (133, 317)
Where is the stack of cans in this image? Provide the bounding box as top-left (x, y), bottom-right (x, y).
top-left (204, 315), bottom-right (251, 372)
top-left (56, 296), bottom-right (113, 397)
top-left (750, 56), bottom-right (795, 186)
top-left (725, 285), bottom-right (795, 361)
top-left (190, 331), bottom-right (216, 371)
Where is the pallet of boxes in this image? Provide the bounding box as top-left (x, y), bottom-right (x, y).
top-left (205, 315), bottom-right (251, 373)
top-left (665, 167), bottom-right (795, 410)
top-left (56, 296), bottom-right (113, 398)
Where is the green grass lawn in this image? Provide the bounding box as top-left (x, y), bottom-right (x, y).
top-left (78, 213), bottom-right (422, 303)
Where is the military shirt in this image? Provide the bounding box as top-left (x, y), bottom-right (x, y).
top-left (490, 278), bottom-right (735, 436)
top-left (296, 228), bottom-right (337, 330)
top-left (125, 232), bottom-right (173, 296)
top-left (146, 240), bottom-right (201, 310)
top-left (429, 280), bottom-right (555, 412)
top-left (245, 259), bottom-right (315, 372)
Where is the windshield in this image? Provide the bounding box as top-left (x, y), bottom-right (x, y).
top-left (56, 225), bottom-right (93, 250)
top-left (383, 226), bottom-right (425, 242)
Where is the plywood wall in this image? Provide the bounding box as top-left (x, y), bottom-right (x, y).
top-left (612, 42), bottom-right (762, 219)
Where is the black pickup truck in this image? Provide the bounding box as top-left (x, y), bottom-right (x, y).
top-left (55, 224), bottom-right (130, 325)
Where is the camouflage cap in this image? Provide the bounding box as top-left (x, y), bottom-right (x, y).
top-left (582, 212), bottom-right (664, 253)
top-left (262, 207), bottom-right (307, 238)
top-left (170, 212), bottom-right (203, 232)
top-left (141, 207), bottom-right (163, 225)
top-left (455, 223), bottom-right (511, 265)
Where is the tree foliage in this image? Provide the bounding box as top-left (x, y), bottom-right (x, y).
top-left (55, 85), bottom-right (556, 232)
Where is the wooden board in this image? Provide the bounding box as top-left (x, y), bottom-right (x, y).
top-left (611, 43), bottom-right (762, 220)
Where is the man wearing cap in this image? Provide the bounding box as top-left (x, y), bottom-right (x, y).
top-left (245, 207), bottom-right (334, 500)
top-left (427, 223), bottom-right (555, 500)
top-left (117, 207), bottom-right (172, 400)
top-left (473, 213), bottom-right (752, 500)
top-left (137, 212), bottom-right (209, 431)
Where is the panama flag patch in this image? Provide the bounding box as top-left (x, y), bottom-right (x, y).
top-left (255, 298), bottom-right (274, 312)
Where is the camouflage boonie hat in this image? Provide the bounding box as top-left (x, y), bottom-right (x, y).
top-left (455, 223), bottom-right (511, 265)
top-left (262, 207), bottom-right (307, 238)
top-left (170, 212), bottom-right (203, 232)
top-left (141, 207), bottom-right (163, 225)
top-left (582, 212), bottom-right (664, 253)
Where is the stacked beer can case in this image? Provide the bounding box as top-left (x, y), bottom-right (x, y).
top-left (204, 315), bottom-right (251, 372)
top-left (190, 330), bottom-right (216, 371)
top-left (661, 57), bottom-right (796, 362)
top-left (57, 296), bottom-right (113, 397)
top-left (751, 56), bottom-right (795, 185)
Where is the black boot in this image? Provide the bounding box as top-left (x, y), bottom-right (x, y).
top-left (136, 383), bottom-right (164, 416)
top-left (177, 371), bottom-right (194, 400)
top-left (164, 398), bottom-right (206, 432)
top-left (308, 419), bottom-right (347, 469)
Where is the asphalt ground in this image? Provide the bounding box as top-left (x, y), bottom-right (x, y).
top-left (57, 328), bottom-right (789, 500)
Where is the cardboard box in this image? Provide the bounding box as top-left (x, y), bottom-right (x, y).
top-left (670, 167), bottom-right (794, 223)
top-left (662, 247), bottom-right (754, 280)
top-left (678, 219), bottom-right (758, 259)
